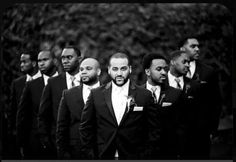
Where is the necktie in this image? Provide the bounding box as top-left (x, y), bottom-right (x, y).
top-left (151, 86), bottom-right (158, 104)
top-left (175, 78), bottom-right (182, 89)
top-left (71, 76), bottom-right (75, 88)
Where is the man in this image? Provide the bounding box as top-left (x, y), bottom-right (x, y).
top-left (56, 58), bottom-right (101, 159)
top-left (179, 36), bottom-right (222, 159)
top-left (79, 51), bottom-right (160, 160)
top-left (16, 50), bottom-right (58, 159)
top-left (38, 46), bottom-right (81, 159)
top-left (142, 53), bottom-right (184, 159)
top-left (8, 51), bottom-right (41, 159)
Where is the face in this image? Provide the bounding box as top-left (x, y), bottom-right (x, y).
top-left (61, 48), bottom-right (79, 73)
top-left (80, 58), bottom-right (101, 85)
top-left (20, 54), bottom-right (35, 73)
top-left (172, 53), bottom-right (190, 76)
top-left (146, 59), bottom-right (168, 85)
top-left (37, 51), bottom-right (54, 74)
top-left (181, 38), bottom-right (200, 60)
top-left (108, 57), bottom-right (131, 87)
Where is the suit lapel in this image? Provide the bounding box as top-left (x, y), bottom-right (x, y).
top-left (119, 81), bottom-right (137, 126)
top-left (103, 82), bottom-right (118, 126)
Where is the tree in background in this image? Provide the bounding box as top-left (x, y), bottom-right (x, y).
top-left (1, 3), bottom-right (232, 133)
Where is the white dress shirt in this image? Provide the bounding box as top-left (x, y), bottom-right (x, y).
top-left (146, 81), bottom-right (161, 102)
top-left (168, 71), bottom-right (184, 90)
top-left (82, 82), bottom-right (100, 104)
top-left (42, 71), bottom-right (59, 86)
top-left (26, 70), bottom-right (42, 82)
top-left (66, 72), bottom-right (81, 89)
top-left (186, 60), bottom-right (196, 79)
top-left (112, 79), bottom-right (130, 158)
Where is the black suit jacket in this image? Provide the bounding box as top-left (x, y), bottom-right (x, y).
top-left (38, 73), bottom-right (67, 144)
top-left (16, 77), bottom-right (45, 146)
top-left (56, 85), bottom-right (84, 159)
top-left (190, 61), bottom-right (221, 133)
top-left (80, 81), bottom-right (160, 160)
top-left (9, 75), bottom-right (27, 132)
top-left (142, 82), bottom-right (184, 159)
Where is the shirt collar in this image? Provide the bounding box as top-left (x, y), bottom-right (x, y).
top-left (26, 70), bottom-right (42, 81)
top-left (112, 79), bottom-right (130, 93)
top-left (168, 71), bottom-right (184, 86)
top-left (83, 81), bottom-right (100, 90)
top-left (66, 72), bottom-right (80, 81)
top-left (146, 81), bottom-right (160, 91)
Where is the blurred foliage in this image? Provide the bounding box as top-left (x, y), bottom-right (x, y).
top-left (1, 3), bottom-right (233, 118)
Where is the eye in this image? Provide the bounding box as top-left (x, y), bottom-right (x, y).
top-left (121, 66), bottom-right (128, 71)
top-left (112, 67), bottom-right (118, 71)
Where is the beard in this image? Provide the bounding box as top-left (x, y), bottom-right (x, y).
top-left (112, 75), bottom-right (129, 87)
top-left (81, 75), bottom-right (98, 86)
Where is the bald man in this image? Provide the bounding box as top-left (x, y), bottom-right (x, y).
top-left (56, 58), bottom-right (101, 159)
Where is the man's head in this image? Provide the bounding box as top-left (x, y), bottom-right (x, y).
top-left (169, 50), bottom-right (190, 77)
top-left (80, 58), bottom-right (101, 86)
top-left (37, 50), bottom-right (55, 75)
top-left (179, 36), bottom-right (200, 61)
top-left (142, 53), bottom-right (168, 86)
top-left (20, 52), bottom-right (37, 74)
top-left (108, 51), bottom-right (131, 87)
top-left (61, 46), bottom-right (81, 75)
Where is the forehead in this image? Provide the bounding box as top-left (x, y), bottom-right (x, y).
top-left (80, 59), bottom-right (97, 67)
top-left (109, 58), bottom-right (129, 67)
top-left (38, 51), bottom-right (51, 59)
top-left (62, 48), bottom-right (75, 56)
top-left (151, 59), bottom-right (167, 67)
top-left (186, 38), bottom-right (199, 45)
top-left (21, 54), bottom-right (31, 60)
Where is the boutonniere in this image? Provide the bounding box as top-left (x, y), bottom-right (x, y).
top-left (158, 93), bottom-right (166, 105)
top-left (126, 95), bottom-right (137, 112)
top-left (185, 84), bottom-right (191, 94)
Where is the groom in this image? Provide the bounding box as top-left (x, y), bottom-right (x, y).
top-left (79, 50), bottom-right (160, 159)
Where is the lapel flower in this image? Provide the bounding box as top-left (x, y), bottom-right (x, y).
top-left (158, 93), bottom-right (166, 105)
top-left (126, 95), bottom-right (136, 112)
top-left (185, 83), bottom-right (191, 94)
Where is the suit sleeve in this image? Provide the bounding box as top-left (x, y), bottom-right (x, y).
top-left (38, 80), bottom-right (53, 141)
top-left (16, 82), bottom-right (31, 147)
top-left (8, 80), bottom-right (17, 133)
top-left (56, 90), bottom-right (71, 158)
top-left (145, 91), bottom-right (161, 158)
top-left (79, 90), bottom-right (97, 159)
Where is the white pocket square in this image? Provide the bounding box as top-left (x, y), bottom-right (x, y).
top-left (162, 102), bottom-right (172, 107)
top-left (133, 106), bottom-right (143, 111)
top-left (187, 96), bottom-right (194, 99)
top-left (200, 80), bottom-right (207, 84)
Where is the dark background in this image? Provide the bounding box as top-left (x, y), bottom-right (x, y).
top-left (0, 3), bottom-right (233, 159)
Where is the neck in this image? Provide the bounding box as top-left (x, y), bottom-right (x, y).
top-left (44, 66), bottom-right (57, 77)
top-left (169, 67), bottom-right (182, 78)
top-left (68, 67), bottom-right (79, 76)
top-left (28, 68), bottom-right (38, 77)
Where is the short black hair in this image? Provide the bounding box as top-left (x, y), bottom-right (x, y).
top-left (142, 53), bottom-right (168, 70)
top-left (21, 51), bottom-right (38, 62)
top-left (63, 45), bottom-right (81, 57)
top-left (177, 35), bottom-right (200, 49)
top-left (169, 50), bottom-right (187, 61)
top-left (109, 49), bottom-right (131, 66)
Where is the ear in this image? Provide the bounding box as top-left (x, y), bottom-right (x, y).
top-left (107, 67), bottom-right (111, 75)
top-left (180, 47), bottom-right (185, 51)
top-left (97, 68), bottom-right (101, 76)
top-left (32, 61), bottom-right (37, 67)
top-left (170, 60), bottom-right (175, 66)
top-left (53, 58), bottom-right (57, 65)
top-left (129, 66), bottom-right (132, 73)
top-left (145, 69), bottom-right (150, 76)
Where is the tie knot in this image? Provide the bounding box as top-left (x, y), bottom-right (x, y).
top-left (174, 78), bottom-right (180, 83)
top-left (71, 76), bottom-right (75, 81)
top-left (151, 86), bottom-right (157, 93)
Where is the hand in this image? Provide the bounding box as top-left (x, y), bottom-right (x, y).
top-left (19, 147), bottom-right (24, 159)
